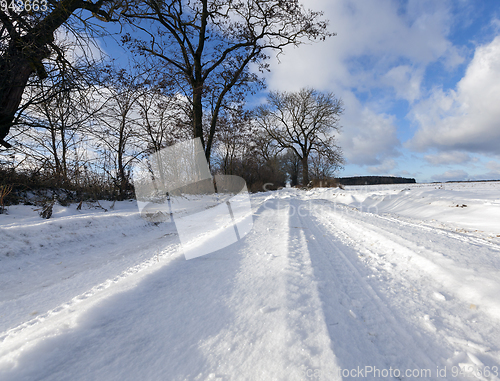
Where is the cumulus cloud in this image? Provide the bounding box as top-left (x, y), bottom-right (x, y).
top-left (367, 159), bottom-right (397, 174)
top-left (429, 161), bottom-right (500, 181)
top-left (395, 170), bottom-right (420, 178)
top-left (470, 161), bottom-right (500, 180)
top-left (336, 93), bottom-right (401, 166)
top-left (424, 151), bottom-right (472, 165)
top-left (55, 28), bottom-right (106, 64)
top-left (408, 35), bottom-right (500, 154)
top-left (266, 0), bottom-right (462, 97)
top-left (486, 161), bottom-right (500, 172)
top-left (261, 0), bottom-right (466, 169)
top-left (382, 65), bottom-right (423, 103)
top-left (431, 169), bottom-right (469, 182)
top-left (250, 0), bottom-right (500, 180)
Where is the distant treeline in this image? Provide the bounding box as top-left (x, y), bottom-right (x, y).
top-left (337, 176), bottom-right (416, 185)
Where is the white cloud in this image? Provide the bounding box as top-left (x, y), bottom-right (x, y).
top-left (395, 169), bottom-right (419, 179)
top-left (486, 161), bottom-right (500, 172)
top-left (408, 35), bottom-right (500, 154)
top-left (431, 169), bottom-right (468, 182)
top-left (471, 161), bottom-right (500, 180)
top-left (382, 65), bottom-right (423, 103)
top-left (491, 18), bottom-right (500, 35)
top-left (260, 0), bottom-right (466, 168)
top-left (424, 151), bottom-right (472, 165)
top-left (367, 159), bottom-right (397, 174)
top-left (266, 0), bottom-right (462, 96)
top-left (55, 28), bottom-right (106, 64)
top-left (337, 93), bottom-right (401, 166)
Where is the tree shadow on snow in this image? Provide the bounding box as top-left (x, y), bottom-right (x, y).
top-left (0, 231), bottom-right (244, 381)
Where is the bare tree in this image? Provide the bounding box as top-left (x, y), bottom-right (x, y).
top-left (4, 52), bottom-right (110, 194)
top-left (122, 0), bottom-right (333, 163)
top-left (256, 88), bottom-right (344, 185)
top-left (309, 152), bottom-right (338, 181)
top-left (136, 88), bottom-right (191, 153)
top-left (0, 0), bottom-right (121, 148)
top-left (15, 61), bottom-right (100, 185)
top-left (281, 148), bottom-right (300, 186)
top-left (91, 73), bottom-right (146, 199)
top-left (212, 106), bottom-right (253, 175)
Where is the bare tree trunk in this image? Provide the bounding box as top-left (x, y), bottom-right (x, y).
top-left (0, 49), bottom-right (48, 147)
top-left (117, 114), bottom-right (128, 200)
top-left (50, 124), bottom-right (62, 183)
top-left (302, 156), bottom-right (310, 185)
top-left (60, 126), bottom-right (68, 183)
top-left (191, 0), bottom-right (208, 154)
top-left (192, 84), bottom-right (205, 150)
top-left (204, 53), bottom-right (255, 164)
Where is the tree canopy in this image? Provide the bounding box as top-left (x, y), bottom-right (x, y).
top-left (121, 0), bottom-right (332, 162)
top-left (256, 88), bottom-right (344, 185)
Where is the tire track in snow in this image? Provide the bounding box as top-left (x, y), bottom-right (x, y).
top-left (375, 214), bottom-right (500, 252)
top-left (192, 198), bottom-right (341, 380)
top-left (315, 201), bottom-right (500, 320)
top-left (289, 199), bottom-right (441, 380)
top-left (281, 201), bottom-right (341, 380)
top-left (315, 194), bottom-right (500, 253)
top-left (307, 199), bottom-right (500, 380)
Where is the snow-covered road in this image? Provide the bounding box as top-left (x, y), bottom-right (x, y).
top-left (1, 184), bottom-right (500, 380)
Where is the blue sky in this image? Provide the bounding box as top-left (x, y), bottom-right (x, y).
top-left (262, 0), bottom-right (500, 183)
top-left (94, 0), bottom-right (500, 183)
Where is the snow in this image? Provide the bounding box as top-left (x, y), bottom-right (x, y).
top-left (1, 182), bottom-right (500, 380)
top-left (314, 182), bottom-right (500, 237)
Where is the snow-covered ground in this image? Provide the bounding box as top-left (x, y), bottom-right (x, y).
top-left (1, 182), bottom-right (500, 380)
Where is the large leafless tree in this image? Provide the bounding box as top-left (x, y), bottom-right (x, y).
top-left (122, 0), bottom-right (333, 163)
top-left (256, 88), bottom-right (344, 185)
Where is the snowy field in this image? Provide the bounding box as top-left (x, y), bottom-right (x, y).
top-left (1, 181), bottom-right (500, 380)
